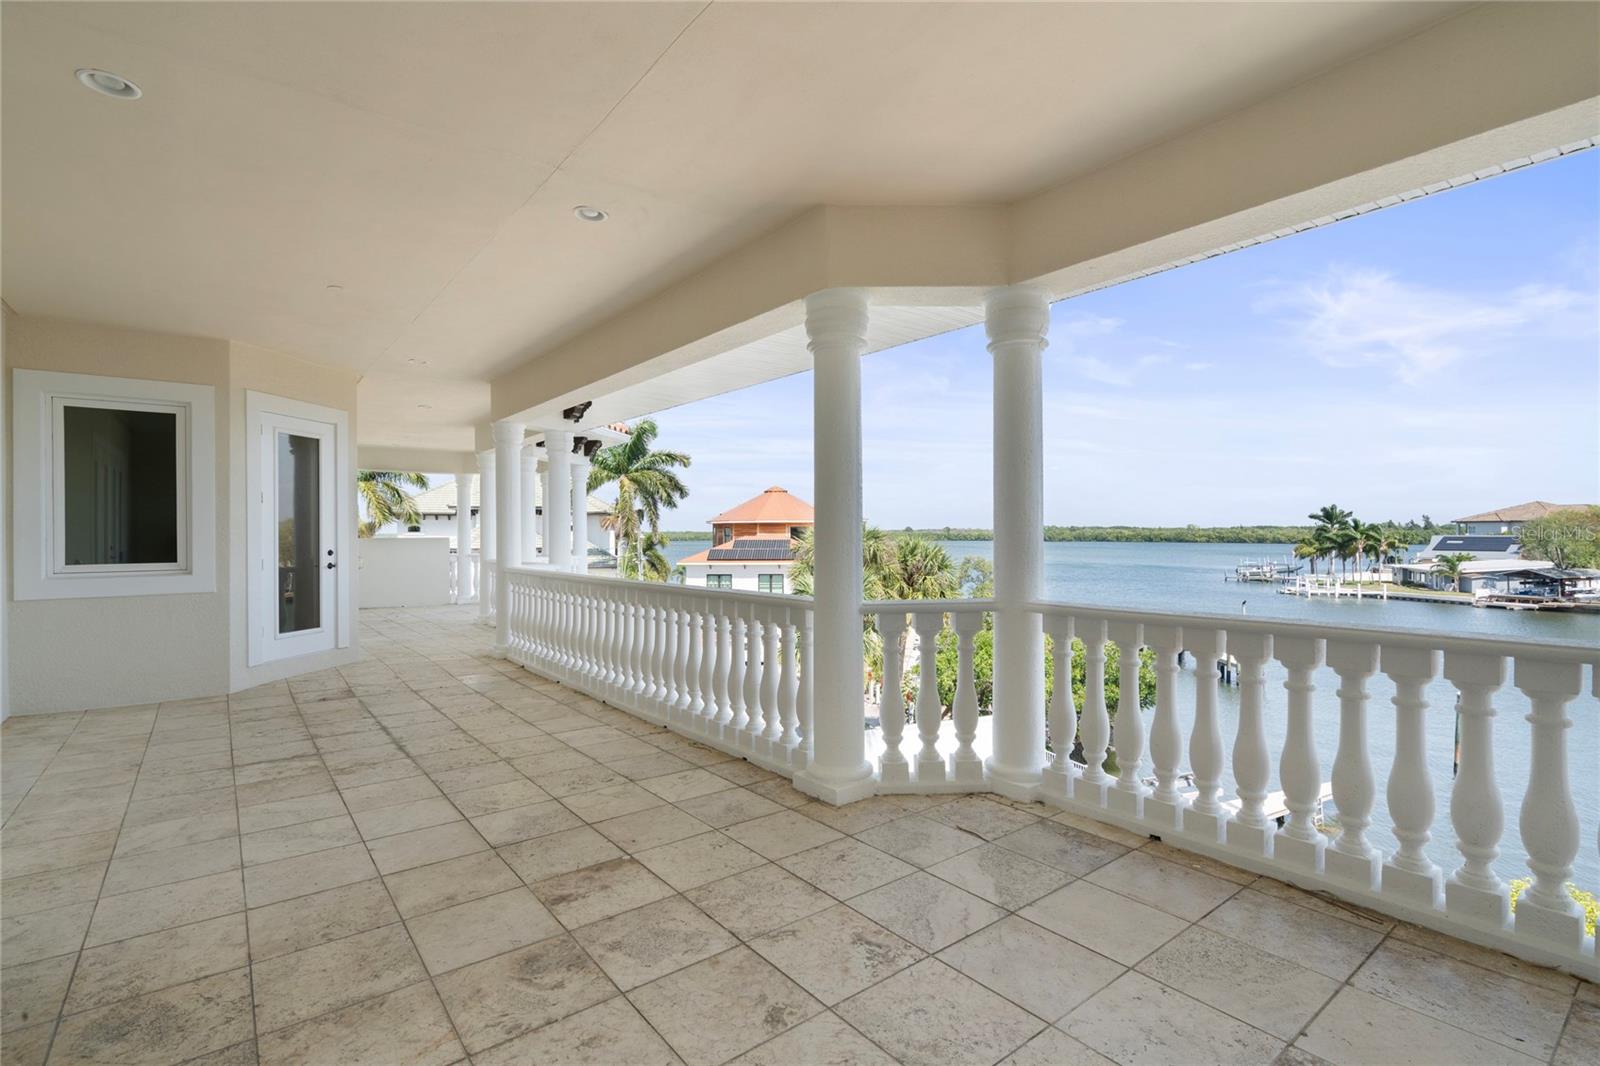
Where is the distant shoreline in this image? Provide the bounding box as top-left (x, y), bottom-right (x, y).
top-left (660, 524), bottom-right (1450, 545)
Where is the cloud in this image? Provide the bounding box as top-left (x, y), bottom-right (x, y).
top-left (1184, 361), bottom-right (1213, 372)
top-left (1263, 267), bottom-right (1593, 384)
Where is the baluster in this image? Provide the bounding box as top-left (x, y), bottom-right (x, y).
top-left (682, 600), bottom-right (703, 719)
top-left (606, 591), bottom-right (623, 698)
top-left (1444, 651), bottom-right (1509, 924)
top-left (797, 610), bottom-right (815, 768)
top-left (761, 609), bottom-right (783, 751)
top-left (728, 610), bottom-right (748, 736)
top-left (1144, 625), bottom-right (1183, 829)
top-left (1077, 619), bottom-right (1111, 805)
top-left (1513, 658), bottom-right (1584, 947)
top-left (1225, 631), bottom-right (1274, 855)
top-left (742, 607), bottom-right (763, 748)
top-left (1381, 646), bottom-right (1443, 906)
top-left (950, 611), bottom-right (983, 785)
top-left (583, 586), bottom-right (598, 680)
top-left (639, 594), bottom-right (658, 703)
top-left (714, 612), bottom-right (734, 735)
top-left (1275, 635), bottom-right (1326, 870)
top-left (778, 611), bottom-right (800, 760)
top-left (698, 609), bottom-right (717, 728)
top-left (1042, 613), bottom-right (1075, 803)
top-left (877, 611), bottom-right (910, 785)
top-left (659, 598), bottom-right (679, 718)
top-left (1108, 622), bottom-right (1146, 816)
top-left (1324, 641), bottom-right (1381, 888)
top-left (675, 598), bottom-right (694, 716)
top-left (912, 611), bottom-right (946, 784)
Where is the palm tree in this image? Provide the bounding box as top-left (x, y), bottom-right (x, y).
top-left (1293, 536), bottom-right (1320, 577)
top-left (358, 471), bottom-right (428, 538)
top-left (1377, 529), bottom-right (1410, 566)
top-left (586, 420), bottom-right (690, 579)
top-left (1307, 505), bottom-right (1352, 577)
top-left (1308, 504), bottom-right (1353, 532)
top-left (879, 536), bottom-right (959, 602)
top-left (1348, 519), bottom-right (1381, 579)
top-left (790, 524), bottom-right (894, 599)
top-left (621, 531), bottom-right (673, 582)
top-left (1435, 552), bottom-right (1476, 592)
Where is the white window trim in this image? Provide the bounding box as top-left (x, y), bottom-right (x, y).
top-left (12, 370), bottom-right (216, 600)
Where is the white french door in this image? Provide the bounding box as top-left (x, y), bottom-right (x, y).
top-left (248, 393), bottom-right (349, 666)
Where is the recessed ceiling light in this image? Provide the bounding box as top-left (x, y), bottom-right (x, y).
top-left (325, 284), bottom-right (343, 292)
top-left (416, 403), bottom-right (432, 410)
top-left (76, 68), bottom-right (141, 100)
top-left (573, 205), bottom-right (608, 223)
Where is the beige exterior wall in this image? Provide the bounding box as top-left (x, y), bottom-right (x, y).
top-left (2, 316), bottom-right (360, 714)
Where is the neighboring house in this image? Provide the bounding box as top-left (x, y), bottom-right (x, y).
top-left (678, 486), bottom-right (814, 593)
top-left (375, 479), bottom-right (615, 555)
top-left (1454, 501), bottom-right (1593, 535)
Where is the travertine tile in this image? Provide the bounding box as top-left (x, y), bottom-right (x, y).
top-left (923, 795), bottom-right (1040, 840)
top-left (1001, 1027), bottom-right (1117, 1066)
top-left (433, 934), bottom-right (616, 1054)
top-left (1555, 999), bottom-right (1600, 1066)
top-left (1297, 986), bottom-right (1545, 1066)
top-left (448, 778), bottom-right (550, 818)
top-left (594, 804), bottom-right (712, 852)
top-left (1063, 971), bottom-right (1283, 1066)
top-left (926, 843), bottom-right (1071, 909)
top-left (243, 841), bottom-right (377, 907)
top-left (850, 871), bottom-right (1006, 952)
top-left (2, 830), bottom-right (118, 878)
top-left (51, 968), bottom-right (255, 1065)
top-left (236, 792), bottom-right (346, 835)
top-left (1085, 850), bottom-right (1242, 920)
top-left (0, 862), bottom-right (106, 918)
top-left (472, 996), bottom-right (681, 1066)
top-left (634, 831), bottom-right (767, 891)
top-left (383, 850), bottom-right (522, 917)
top-left (1019, 880), bottom-right (1187, 965)
top-left (673, 787), bottom-right (786, 828)
top-left (837, 958), bottom-right (1042, 1066)
top-left (560, 782), bottom-right (666, 823)
top-left (498, 826), bottom-right (623, 883)
top-left (994, 820), bottom-right (1129, 875)
top-left (1, 952), bottom-right (76, 1032)
top-left (940, 914), bottom-right (1124, 1021)
top-left (257, 980), bottom-right (464, 1066)
top-left (470, 799), bottom-right (583, 846)
top-left (730, 1011), bottom-right (898, 1065)
top-left (748, 904), bottom-right (923, 1005)
top-left (85, 871), bottom-right (244, 948)
top-left (637, 768), bottom-right (734, 802)
top-left (246, 878), bottom-right (399, 960)
top-left (406, 887), bottom-right (562, 975)
top-left (350, 796), bottom-right (461, 839)
top-left (686, 863), bottom-right (835, 939)
top-left (628, 946), bottom-right (822, 1066)
top-left (574, 895), bottom-right (737, 990)
top-left (856, 815), bottom-right (981, 868)
top-left (1136, 925), bottom-right (1338, 1040)
top-left (724, 810), bottom-right (844, 860)
top-left (65, 912), bottom-right (249, 1014)
top-left (533, 857), bottom-right (676, 928)
top-left (366, 819), bottom-right (488, 874)
top-left (0, 1021), bottom-right (55, 1066)
top-left (795, 796), bottom-right (909, 834)
top-left (1199, 889), bottom-right (1385, 981)
top-left (251, 922), bottom-right (427, 1032)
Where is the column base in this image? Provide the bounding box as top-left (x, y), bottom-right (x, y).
top-left (493, 643), bottom-right (510, 658)
top-left (1181, 808), bottom-right (1225, 844)
top-left (1039, 764), bottom-right (1074, 805)
top-left (1514, 899), bottom-right (1585, 949)
top-left (950, 753), bottom-right (985, 787)
top-left (1324, 847), bottom-right (1381, 892)
top-left (793, 763), bottom-right (876, 807)
top-left (1382, 862), bottom-right (1443, 908)
top-left (879, 758), bottom-right (911, 787)
top-left (1273, 832), bottom-right (1325, 873)
top-left (1446, 878), bottom-right (1510, 927)
top-left (915, 754), bottom-right (947, 786)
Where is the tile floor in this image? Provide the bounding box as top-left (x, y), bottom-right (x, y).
top-left (2, 605), bottom-right (1595, 1066)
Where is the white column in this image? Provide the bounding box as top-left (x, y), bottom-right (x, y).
top-left (476, 449), bottom-right (495, 623)
top-left (1513, 657), bottom-right (1585, 948)
top-left (492, 420), bottom-right (525, 656)
top-left (536, 458), bottom-right (549, 559)
top-left (793, 288), bottom-right (874, 805)
top-left (986, 284), bottom-right (1049, 796)
top-left (545, 430), bottom-right (572, 571)
top-left (571, 449), bottom-right (591, 573)
top-left (1275, 635), bottom-right (1326, 870)
top-left (1325, 640), bottom-right (1381, 889)
top-left (1381, 646), bottom-right (1443, 907)
top-left (1444, 651), bottom-right (1509, 925)
top-left (455, 474), bottom-right (474, 602)
top-left (520, 443), bottom-right (539, 564)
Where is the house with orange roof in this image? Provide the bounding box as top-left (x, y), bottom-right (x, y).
top-left (677, 486), bottom-right (813, 593)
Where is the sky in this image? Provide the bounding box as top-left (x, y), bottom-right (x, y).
top-left (524, 151), bottom-right (1600, 531)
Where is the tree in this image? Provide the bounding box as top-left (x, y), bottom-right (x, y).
top-left (358, 471), bottom-right (428, 538)
top-left (1349, 518), bottom-right (1382, 578)
top-left (957, 556), bottom-right (994, 598)
top-left (1520, 507), bottom-right (1600, 569)
top-left (620, 531), bottom-right (673, 582)
top-left (1435, 552), bottom-right (1476, 592)
top-left (1377, 529), bottom-right (1411, 565)
top-left (1293, 536), bottom-right (1320, 576)
top-left (587, 420), bottom-right (690, 580)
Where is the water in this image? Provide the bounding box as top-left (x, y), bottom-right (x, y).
top-left (665, 538), bottom-right (1599, 892)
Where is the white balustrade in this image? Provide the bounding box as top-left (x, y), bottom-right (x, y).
top-left (448, 552), bottom-right (482, 605)
top-left (497, 566), bottom-right (1599, 978)
top-left (480, 559), bottom-right (497, 625)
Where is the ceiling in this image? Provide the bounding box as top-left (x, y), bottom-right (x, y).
top-left (3, 2), bottom-right (1470, 451)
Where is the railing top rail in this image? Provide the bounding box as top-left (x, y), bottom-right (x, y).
top-left (1033, 598), bottom-right (1600, 665)
top-left (502, 565), bottom-right (816, 610)
top-left (865, 598), bottom-right (996, 612)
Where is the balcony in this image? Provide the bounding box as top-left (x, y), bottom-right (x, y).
top-left (1, 603), bottom-right (1593, 1066)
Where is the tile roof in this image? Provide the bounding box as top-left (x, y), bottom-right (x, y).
top-left (709, 486), bottom-right (815, 525)
top-left (1453, 501), bottom-right (1593, 523)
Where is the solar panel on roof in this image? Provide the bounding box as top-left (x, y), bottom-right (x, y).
top-left (706, 537), bottom-right (794, 562)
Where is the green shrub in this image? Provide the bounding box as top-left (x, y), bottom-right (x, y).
top-left (1508, 878), bottom-right (1598, 936)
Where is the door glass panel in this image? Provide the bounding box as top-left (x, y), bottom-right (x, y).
top-left (277, 432), bottom-right (321, 634)
top-left (62, 405), bottom-right (178, 565)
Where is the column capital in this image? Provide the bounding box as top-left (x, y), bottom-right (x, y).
top-left (805, 288), bottom-right (869, 352)
top-left (491, 419), bottom-right (526, 446)
top-left (984, 284), bottom-right (1050, 351)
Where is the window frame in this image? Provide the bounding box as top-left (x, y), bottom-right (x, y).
top-left (13, 370), bottom-right (216, 600)
top-left (705, 573), bottom-right (733, 589)
top-left (757, 573), bottom-right (784, 594)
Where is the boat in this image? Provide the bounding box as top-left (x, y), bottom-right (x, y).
top-left (1230, 559), bottom-right (1302, 582)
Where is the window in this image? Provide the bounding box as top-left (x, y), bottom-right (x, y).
top-left (758, 573), bottom-right (785, 594)
top-left (13, 370), bottom-right (216, 599)
top-left (706, 574), bottom-right (733, 589)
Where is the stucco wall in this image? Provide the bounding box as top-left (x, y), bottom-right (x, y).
top-left (1, 319), bottom-right (362, 713)
top-left (5, 315), bottom-right (232, 713)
